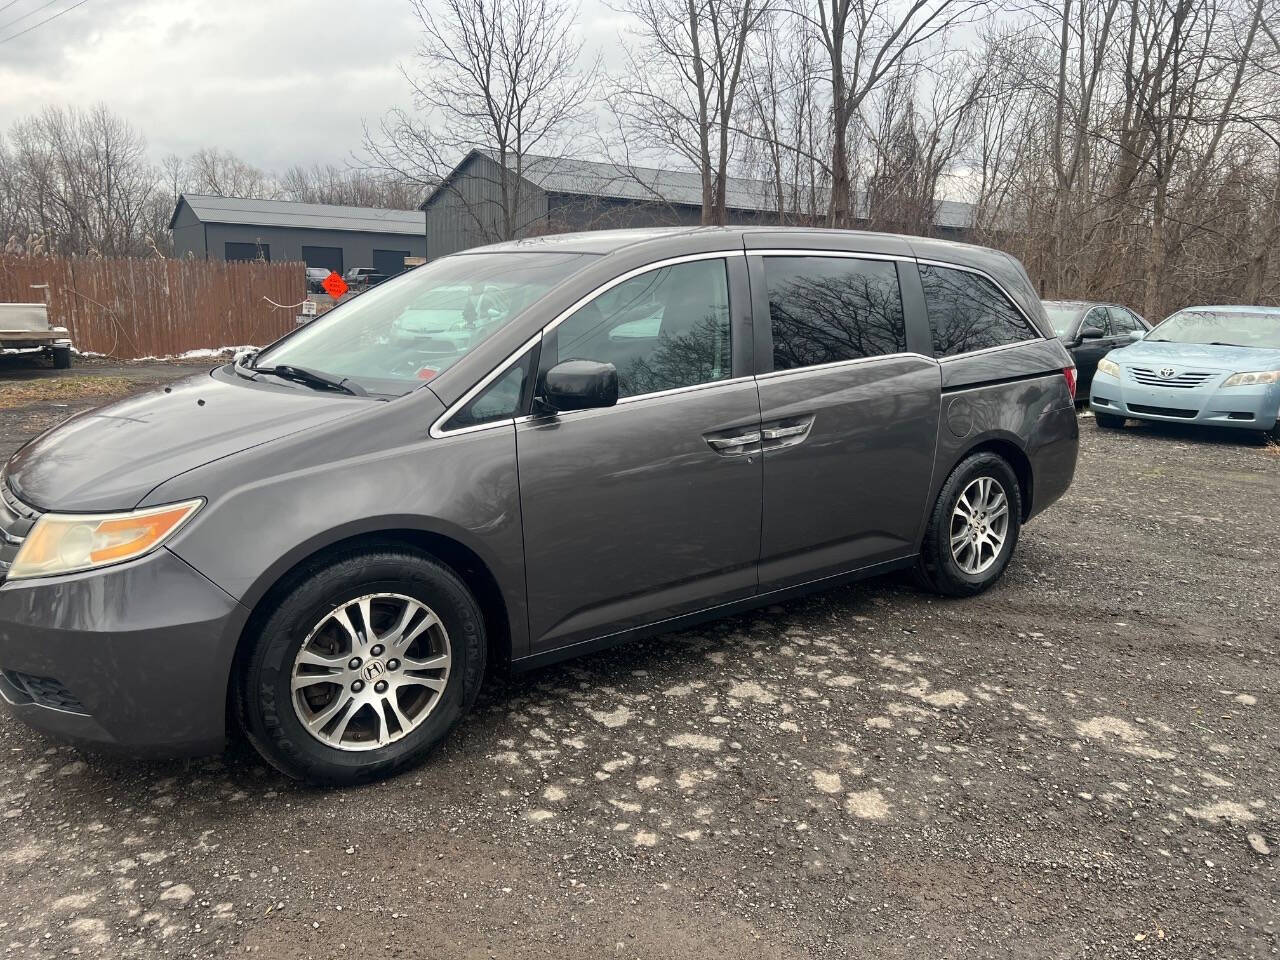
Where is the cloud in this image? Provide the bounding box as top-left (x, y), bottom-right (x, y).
top-left (0, 0), bottom-right (418, 169)
top-left (0, 0), bottom-right (625, 175)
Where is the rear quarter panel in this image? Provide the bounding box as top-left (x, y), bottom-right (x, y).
top-left (930, 338), bottom-right (1079, 523)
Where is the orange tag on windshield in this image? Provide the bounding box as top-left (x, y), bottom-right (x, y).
top-left (416, 368), bottom-right (438, 380)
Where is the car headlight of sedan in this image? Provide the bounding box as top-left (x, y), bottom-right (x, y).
top-left (9, 499), bottom-right (203, 580)
top-left (1222, 370), bottom-right (1280, 387)
top-left (1096, 358), bottom-right (1122, 379)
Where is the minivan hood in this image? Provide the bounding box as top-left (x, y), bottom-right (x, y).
top-left (6, 369), bottom-right (374, 512)
top-left (1114, 339), bottom-right (1280, 371)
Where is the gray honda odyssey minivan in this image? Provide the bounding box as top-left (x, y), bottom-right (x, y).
top-left (0, 228), bottom-right (1078, 784)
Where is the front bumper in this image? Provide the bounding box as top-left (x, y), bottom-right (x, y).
top-left (1089, 370), bottom-right (1279, 431)
top-left (0, 548), bottom-right (247, 755)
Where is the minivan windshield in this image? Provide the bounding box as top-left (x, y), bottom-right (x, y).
top-left (251, 251), bottom-right (596, 396)
top-left (1145, 309), bottom-right (1280, 349)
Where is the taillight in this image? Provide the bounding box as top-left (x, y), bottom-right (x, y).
top-left (1063, 366), bottom-right (1077, 400)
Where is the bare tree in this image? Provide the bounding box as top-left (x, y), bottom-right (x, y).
top-left (0, 105), bottom-right (161, 257)
top-left (610, 0), bottom-right (772, 224)
top-left (798, 0), bottom-right (986, 226)
top-left (861, 58), bottom-right (985, 234)
top-left (185, 148), bottom-right (280, 199)
top-left (365, 0), bottom-right (597, 242)
top-left (280, 163), bottom-right (423, 209)
top-left (740, 6), bottom-right (832, 222)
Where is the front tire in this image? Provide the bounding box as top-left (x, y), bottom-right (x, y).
top-left (915, 452), bottom-right (1023, 597)
top-left (235, 546), bottom-right (486, 785)
top-left (1094, 411), bottom-right (1124, 429)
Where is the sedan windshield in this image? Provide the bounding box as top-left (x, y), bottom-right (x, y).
top-left (252, 252), bottom-right (596, 396)
top-left (1146, 309), bottom-right (1280, 349)
top-left (1042, 303), bottom-right (1086, 337)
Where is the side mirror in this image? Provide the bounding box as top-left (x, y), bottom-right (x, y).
top-left (1127, 329), bottom-right (1144, 342)
top-left (538, 360), bottom-right (618, 413)
top-left (1079, 323), bottom-right (1105, 339)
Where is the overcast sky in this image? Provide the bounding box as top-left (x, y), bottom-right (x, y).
top-left (0, 0), bottom-right (621, 172)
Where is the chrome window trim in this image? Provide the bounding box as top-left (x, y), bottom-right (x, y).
top-left (524, 374), bottom-right (760, 426)
top-left (429, 250), bottom-right (745, 438)
top-left (755, 352), bottom-right (936, 381)
top-left (614, 375), bottom-right (755, 405)
top-left (935, 338), bottom-right (1046, 363)
top-left (750, 249), bottom-right (911, 263)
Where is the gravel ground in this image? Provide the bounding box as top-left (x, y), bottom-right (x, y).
top-left (0, 364), bottom-right (1276, 959)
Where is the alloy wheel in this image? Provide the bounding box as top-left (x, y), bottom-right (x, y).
top-left (949, 476), bottom-right (1010, 576)
top-left (290, 593), bottom-right (451, 751)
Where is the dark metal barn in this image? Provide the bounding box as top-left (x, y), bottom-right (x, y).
top-left (170, 195), bottom-right (427, 276)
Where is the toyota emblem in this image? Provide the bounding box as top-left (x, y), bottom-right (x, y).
top-left (1158, 367), bottom-right (1176, 379)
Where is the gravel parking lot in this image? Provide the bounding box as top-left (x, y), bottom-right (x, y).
top-left (0, 363), bottom-right (1276, 959)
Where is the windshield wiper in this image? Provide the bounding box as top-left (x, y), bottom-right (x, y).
top-left (253, 364), bottom-right (366, 397)
top-left (1205, 341), bottom-right (1251, 348)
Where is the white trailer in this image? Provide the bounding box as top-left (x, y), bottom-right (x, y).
top-left (0, 303), bottom-right (72, 368)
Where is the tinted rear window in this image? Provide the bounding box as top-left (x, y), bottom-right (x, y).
top-left (921, 264), bottom-right (1037, 357)
top-left (764, 256), bottom-right (906, 370)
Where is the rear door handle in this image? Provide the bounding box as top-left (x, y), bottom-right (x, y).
top-left (760, 424), bottom-right (808, 440)
top-left (759, 415), bottom-right (815, 450)
top-left (705, 430), bottom-right (761, 456)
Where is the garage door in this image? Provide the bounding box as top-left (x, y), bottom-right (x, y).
top-left (373, 249), bottom-right (410, 278)
top-left (302, 246), bottom-right (344, 273)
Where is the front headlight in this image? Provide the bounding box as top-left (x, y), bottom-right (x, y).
top-left (1222, 370), bottom-right (1280, 387)
top-left (1097, 358), bottom-right (1122, 379)
top-left (9, 499), bottom-right (203, 580)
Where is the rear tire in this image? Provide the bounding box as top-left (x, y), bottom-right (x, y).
top-left (51, 346), bottom-right (71, 369)
top-left (915, 452), bottom-right (1022, 598)
top-left (1094, 412), bottom-right (1124, 429)
top-left (235, 545), bottom-right (486, 786)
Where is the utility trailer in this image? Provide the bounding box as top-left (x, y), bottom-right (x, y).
top-left (0, 303), bottom-right (72, 369)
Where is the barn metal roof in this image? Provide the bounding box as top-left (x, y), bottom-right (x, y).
top-left (172, 194), bottom-right (425, 235)
top-left (421, 149), bottom-right (975, 229)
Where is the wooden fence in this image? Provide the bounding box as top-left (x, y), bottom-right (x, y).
top-left (0, 255), bottom-right (307, 358)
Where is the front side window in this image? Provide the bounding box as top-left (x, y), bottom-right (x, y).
top-left (1108, 307), bottom-right (1140, 334)
top-left (252, 251), bottom-right (595, 397)
top-left (545, 258), bottom-right (731, 399)
top-left (1082, 306), bottom-right (1111, 336)
top-left (920, 264), bottom-right (1038, 357)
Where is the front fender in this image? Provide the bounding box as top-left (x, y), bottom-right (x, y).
top-left (144, 405), bottom-right (529, 659)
